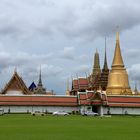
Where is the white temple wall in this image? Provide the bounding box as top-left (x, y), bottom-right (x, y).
top-left (103, 107), bottom-right (140, 115)
top-left (1, 106), bottom-right (79, 113)
top-left (80, 106), bottom-right (92, 115)
top-left (2, 105), bottom-right (140, 115)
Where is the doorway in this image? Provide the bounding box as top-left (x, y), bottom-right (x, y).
top-left (92, 106), bottom-right (98, 113)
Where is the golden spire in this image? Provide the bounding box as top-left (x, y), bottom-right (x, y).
top-left (66, 78), bottom-right (70, 96)
top-left (67, 78), bottom-right (69, 91)
top-left (112, 32), bottom-right (124, 67)
top-left (106, 31), bottom-right (132, 95)
top-left (92, 49), bottom-right (101, 75)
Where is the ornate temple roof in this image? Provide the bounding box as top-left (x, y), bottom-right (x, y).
top-left (100, 39), bottom-right (110, 91)
top-left (1, 71), bottom-right (31, 95)
top-left (92, 49), bottom-right (101, 75)
top-left (72, 78), bottom-right (89, 91)
top-left (78, 91), bottom-right (107, 106)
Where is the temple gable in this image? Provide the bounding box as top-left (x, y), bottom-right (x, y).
top-left (1, 71), bottom-right (30, 95)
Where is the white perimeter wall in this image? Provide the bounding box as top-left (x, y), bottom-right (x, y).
top-left (103, 106), bottom-right (140, 115)
top-left (80, 106), bottom-right (103, 116)
top-left (2, 105), bottom-right (140, 115)
top-left (80, 106), bottom-right (140, 115)
top-left (1, 106), bottom-right (79, 113)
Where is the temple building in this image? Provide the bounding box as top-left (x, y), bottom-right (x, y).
top-left (1, 31), bottom-right (140, 115)
top-left (0, 69), bottom-right (54, 96)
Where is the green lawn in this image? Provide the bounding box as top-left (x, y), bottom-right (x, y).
top-left (0, 114), bottom-right (140, 140)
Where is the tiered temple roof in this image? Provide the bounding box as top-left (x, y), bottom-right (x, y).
top-left (100, 40), bottom-right (109, 91)
top-left (1, 71), bottom-right (31, 95)
top-left (71, 78), bottom-right (89, 95)
top-left (91, 49), bottom-right (101, 90)
top-left (71, 46), bottom-right (110, 95)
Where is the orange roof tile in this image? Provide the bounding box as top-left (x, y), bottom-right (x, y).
top-left (0, 96), bottom-right (77, 106)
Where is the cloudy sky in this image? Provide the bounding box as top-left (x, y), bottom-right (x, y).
top-left (0, 0), bottom-right (140, 94)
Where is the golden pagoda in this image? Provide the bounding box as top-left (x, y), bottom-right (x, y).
top-left (106, 32), bottom-right (132, 95)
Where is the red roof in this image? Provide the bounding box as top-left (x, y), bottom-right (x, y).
top-left (107, 96), bottom-right (140, 107)
top-left (78, 91), bottom-right (107, 106)
top-left (1, 93), bottom-right (140, 108)
top-left (72, 78), bottom-right (89, 91)
top-left (0, 95), bottom-right (77, 106)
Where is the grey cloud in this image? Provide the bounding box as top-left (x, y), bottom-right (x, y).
top-left (60, 47), bottom-right (75, 60)
top-left (74, 65), bottom-right (90, 74)
top-left (128, 63), bottom-right (140, 81)
top-left (0, 51), bottom-right (53, 69)
top-left (0, 0), bottom-right (140, 41)
top-left (124, 49), bottom-right (140, 58)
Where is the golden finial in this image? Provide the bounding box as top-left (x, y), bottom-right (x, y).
top-left (66, 78), bottom-right (69, 91)
top-left (116, 26), bottom-right (120, 41)
top-left (66, 78), bottom-right (70, 96)
top-left (116, 31), bottom-right (120, 42)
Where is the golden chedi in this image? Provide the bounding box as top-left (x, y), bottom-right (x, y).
top-left (106, 32), bottom-right (132, 95)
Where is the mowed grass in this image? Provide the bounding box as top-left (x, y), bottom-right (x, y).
top-left (0, 114), bottom-right (140, 140)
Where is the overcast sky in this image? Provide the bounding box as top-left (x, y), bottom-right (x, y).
top-left (0, 0), bottom-right (140, 94)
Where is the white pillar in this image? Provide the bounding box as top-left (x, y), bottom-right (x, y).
top-left (99, 106), bottom-right (104, 116)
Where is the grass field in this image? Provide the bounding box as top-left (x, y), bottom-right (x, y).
top-left (0, 114), bottom-right (140, 140)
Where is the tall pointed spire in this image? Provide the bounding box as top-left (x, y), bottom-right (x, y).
top-left (93, 49), bottom-right (101, 75)
top-left (38, 66), bottom-right (43, 87)
top-left (66, 78), bottom-right (70, 96)
top-left (34, 66), bottom-right (46, 94)
top-left (106, 31), bottom-right (132, 95)
top-left (134, 82), bottom-right (138, 95)
top-left (103, 37), bottom-right (108, 70)
top-left (112, 32), bottom-right (124, 67)
top-left (100, 37), bottom-right (109, 91)
top-left (91, 49), bottom-right (101, 90)
top-left (67, 78), bottom-right (69, 91)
